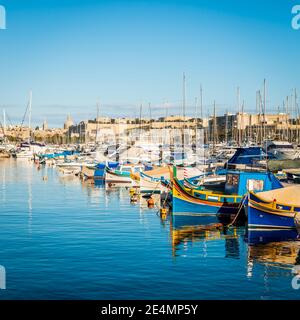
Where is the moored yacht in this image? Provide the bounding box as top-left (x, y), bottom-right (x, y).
top-left (265, 141), bottom-right (300, 160)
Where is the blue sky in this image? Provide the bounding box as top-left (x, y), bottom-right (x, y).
top-left (0, 0), bottom-right (299, 127)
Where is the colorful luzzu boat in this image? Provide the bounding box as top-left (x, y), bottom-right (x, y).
top-left (81, 162), bottom-right (119, 180)
top-left (247, 185), bottom-right (300, 229)
top-left (105, 164), bottom-right (144, 184)
top-left (138, 171), bottom-right (169, 194)
top-left (172, 166), bottom-right (282, 218)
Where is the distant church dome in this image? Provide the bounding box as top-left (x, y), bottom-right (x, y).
top-left (64, 115), bottom-right (74, 129)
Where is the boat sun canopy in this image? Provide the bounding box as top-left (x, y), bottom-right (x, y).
top-left (254, 185), bottom-right (300, 206)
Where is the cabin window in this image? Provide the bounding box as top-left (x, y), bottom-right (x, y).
top-left (295, 207), bottom-right (300, 212)
top-left (227, 174), bottom-right (239, 186)
top-left (207, 196), bottom-right (219, 202)
top-left (247, 179), bottom-right (264, 192)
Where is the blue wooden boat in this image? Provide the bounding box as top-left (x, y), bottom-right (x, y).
top-left (172, 166), bottom-right (282, 217)
top-left (39, 150), bottom-right (80, 160)
top-left (94, 162), bottom-right (119, 179)
top-left (247, 185), bottom-right (300, 229)
top-left (82, 162), bottom-right (119, 180)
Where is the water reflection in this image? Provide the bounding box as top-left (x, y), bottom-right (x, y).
top-left (246, 229), bottom-right (300, 276)
top-left (2, 159), bottom-right (300, 299)
top-left (170, 214), bottom-right (240, 258)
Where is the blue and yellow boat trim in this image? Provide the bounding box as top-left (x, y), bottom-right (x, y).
top-left (172, 177), bottom-right (242, 216)
top-left (247, 191), bottom-right (300, 229)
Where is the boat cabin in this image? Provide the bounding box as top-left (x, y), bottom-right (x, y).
top-left (224, 171), bottom-right (282, 196)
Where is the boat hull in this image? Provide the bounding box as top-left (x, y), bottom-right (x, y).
top-left (105, 171), bottom-right (132, 184)
top-left (247, 204), bottom-right (296, 229)
top-left (81, 166), bottom-right (104, 180)
top-left (139, 174), bottom-right (167, 194)
top-left (172, 178), bottom-right (241, 216)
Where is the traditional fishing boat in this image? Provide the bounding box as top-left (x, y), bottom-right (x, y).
top-left (172, 166), bottom-right (282, 217)
top-left (247, 185), bottom-right (300, 229)
top-left (105, 164), bottom-right (144, 184)
top-left (81, 162), bottom-right (119, 180)
top-left (139, 171), bottom-right (168, 194)
top-left (183, 172), bottom-right (226, 189)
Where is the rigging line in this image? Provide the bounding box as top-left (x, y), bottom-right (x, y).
top-left (5, 112), bottom-right (13, 127)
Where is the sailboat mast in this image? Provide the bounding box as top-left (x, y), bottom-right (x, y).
top-left (182, 73), bottom-right (186, 163)
top-left (182, 72), bottom-right (186, 122)
top-left (95, 101), bottom-right (100, 143)
top-left (213, 101), bottom-right (217, 149)
top-left (225, 110), bottom-right (228, 144)
top-left (242, 100), bottom-right (245, 144)
top-left (28, 90), bottom-right (32, 142)
top-left (148, 102), bottom-right (152, 124)
top-left (200, 85), bottom-right (203, 120)
top-left (3, 109), bottom-right (6, 137)
top-left (295, 89), bottom-right (299, 144)
top-left (194, 97), bottom-right (198, 125)
top-left (286, 96), bottom-right (289, 142)
top-left (139, 103), bottom-right (143, 143)
top-left (237, 87), bottom-right (241, 146)
top-left (263, 79), bottom-right (266, 143)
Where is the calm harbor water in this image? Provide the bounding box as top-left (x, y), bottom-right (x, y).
top-left (0, 159), bottom-right (300, 300)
